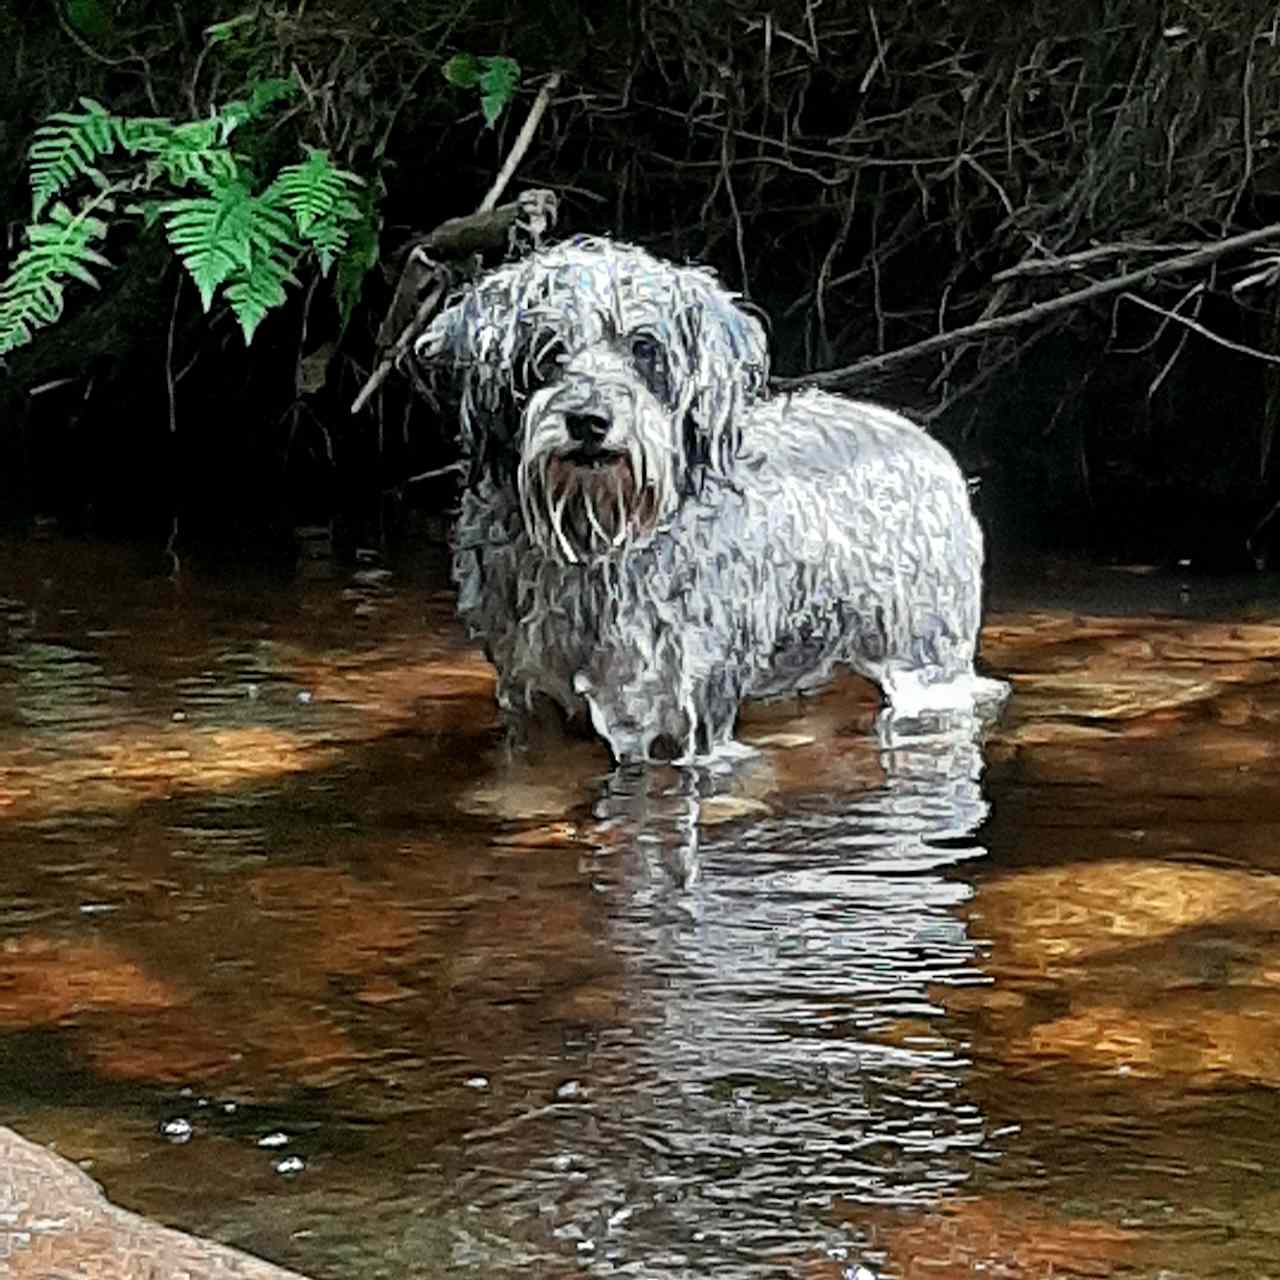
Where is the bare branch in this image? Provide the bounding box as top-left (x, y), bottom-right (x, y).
top-left (1120, 291), bottom-right (1280, 368)
top-left (776, 222), bottom-right (1280, 391)
top-left (347, 68), bottom-right (563, 417)
top-left (994, 241), bottom-right (1213, 282)
top-left (480, 71), bottom-right (562, 213)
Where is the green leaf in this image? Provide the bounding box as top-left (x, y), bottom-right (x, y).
top-left (160, 181), bottom-right (291, 310)
top-left (205, 13), bottom-right (256, 44)
top-left (213, 77), bottom-right (297, 140)
top-left (444, 54), bottom-right (520, 128)
top-left (161, 199), bottom-right (248, 309)
top-left (334, 183), bottom-right (382, 336)
top-left (171, 117), bottom-right (223, 153)
top-left (248, 76), bottom-right (300, 116)
top-left (29, 98), bottom-right (119, 217)
top-left (65, 0), bottom-right (112, 40)
top-left (0, 200), bottom-right (114, 354)
top-left (226, 255), bottom-right (298, 343)
top-left (160, 182), bottom-right (299, 342)
top-left (479, 57), bottom-right (520, 103)
top-left (480, 91), bottom-right (506, 129)
top-left (267, 148), bottom-right (364, 236)
top-left (305, 213), bottom-right (348, 275)
top-left (8, 87), bottom-right (381, 353)
top-left (442, 53), bottom-right (482, 88)
top-left (218, 100), bottom-right (254, 133)
top-left (145, 118), bottom-right (241, 190)
top-left (114, 115), bottom-right (177, 156)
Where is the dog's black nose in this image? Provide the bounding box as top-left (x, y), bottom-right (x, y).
top-left (565, 412), bottom-right (611, 446)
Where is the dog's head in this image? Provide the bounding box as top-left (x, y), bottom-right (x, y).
top-left (415, 236), bottom-right (768, 562)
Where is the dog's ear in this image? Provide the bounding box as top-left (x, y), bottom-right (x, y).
top-left (414, 293), bottom-right (524, 482)
top-left (413, 301), bottom-right (466, 365)
top-left (675, 275), bottom-right (769, 477)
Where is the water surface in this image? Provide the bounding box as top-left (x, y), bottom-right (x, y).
top-left (3, 539), bottom-right (1280, 1278)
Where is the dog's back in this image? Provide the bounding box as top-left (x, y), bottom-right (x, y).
top-left (700, 388), bottom-right (984, 704)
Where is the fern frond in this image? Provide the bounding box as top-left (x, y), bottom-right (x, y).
top-left (146, 119), bottom-right (241, 190)
top-left (204, 12), bottom-right (256, 44)
top-left (0, 201), bottom-right (113, 354)
top-left (226, 254), bottom-right (298, 344)
top-left (267, 148), bottom-right (364, 236)
top-left (160, 181), bottom-right (293, 311)
top-left (161, 183), bottom-right (297, 340)
top-left (226, 218), bottom-right (299, 342)
top-left (112, 111), bottom-right (244, 182)
top-left (334, 199), bottom-right (382, 335)
top-left (9, 83), bottom-right (373, 354)
top-left (29, 98), bottom-right (119, 217)
top-left (301, 199), bottom-right (362, 275)
top-left (114, 115), bottom-right (178, 156)
top-left (27, 98), bottom-right (246, 214)
top-left (218, 76), bottom-right (300, 134)
top-left (248, 76), bottom-right (300, 117)
top-left (161, 190), bottom-right (247, 310)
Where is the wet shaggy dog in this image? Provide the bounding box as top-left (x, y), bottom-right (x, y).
top-left (415, 236), bottom-right (997, 763)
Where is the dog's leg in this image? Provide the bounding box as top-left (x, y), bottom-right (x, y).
top-left (571, 620), bottom-right (748, 764)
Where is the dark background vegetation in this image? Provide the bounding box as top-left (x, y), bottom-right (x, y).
top-left (4, 0), bottom-right (1280, 569)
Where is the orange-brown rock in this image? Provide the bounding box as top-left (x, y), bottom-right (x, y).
top-left (0, 1125), bottom-right (312, 1279)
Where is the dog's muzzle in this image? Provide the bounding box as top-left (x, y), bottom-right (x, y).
top-left (517, 357), bottom-right (677, 564)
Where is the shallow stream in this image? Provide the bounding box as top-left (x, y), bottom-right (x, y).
top-left (3, 538), bottom-right (1280, 1278)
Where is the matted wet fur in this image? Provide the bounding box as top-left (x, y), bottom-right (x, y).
top-left (416, 236), bottom-right (999, 763)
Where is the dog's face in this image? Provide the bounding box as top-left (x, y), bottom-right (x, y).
top-left (415, 237), bottom-right (768, 563)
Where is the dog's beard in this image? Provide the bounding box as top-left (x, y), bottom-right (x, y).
top-left (520, 448), bottom-right (669, 563)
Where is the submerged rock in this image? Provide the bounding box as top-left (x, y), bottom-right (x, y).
top-left (0, 1125), bottom-right (311, 1279)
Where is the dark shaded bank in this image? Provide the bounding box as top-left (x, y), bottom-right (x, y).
top-left (3, 1), bottom-right (1280, 567)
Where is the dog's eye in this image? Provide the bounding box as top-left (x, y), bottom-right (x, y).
top-left (630, 333), bottom-right (672, 404)
top-left (513, 336), bottom-right (565, 401)
top-left (630, 335), bottom-right (661, 370)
